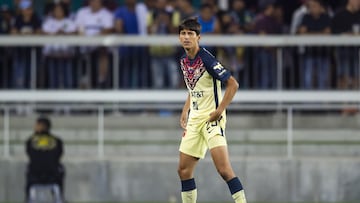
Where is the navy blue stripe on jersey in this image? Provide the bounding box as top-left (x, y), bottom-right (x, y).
top-left (220, 127), bottom-right (224, 136)
top-left (213, 78), bottom-right (219, 108)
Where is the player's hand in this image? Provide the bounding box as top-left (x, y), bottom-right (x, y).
top-left (209, 109), bottom-right (222, 122)
top-left (180, 111), bottom-right (188, 129)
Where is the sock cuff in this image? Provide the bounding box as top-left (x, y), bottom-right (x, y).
top-left (181, 178), bottom-right (196, 192)
top-left (227, 177), bottom-right (243, 195)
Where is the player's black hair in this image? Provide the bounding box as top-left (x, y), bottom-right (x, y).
top-left (178, 17), bottom-right (201, 35)
top-left (37, 116), bottom-right (51, 131)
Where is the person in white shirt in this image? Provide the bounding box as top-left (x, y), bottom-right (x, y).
top-left (42, 2), bottom-right (76, 89)
top-left (75, 0), bottom-right (114, 88)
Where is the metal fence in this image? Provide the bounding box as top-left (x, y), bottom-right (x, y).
top-left (0, 35), bottom-right (359, 90)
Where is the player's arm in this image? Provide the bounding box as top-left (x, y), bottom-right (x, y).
top-left (209, 76), bottom-right (239, 122)
top-left (180, 93), bottom-right (190, 129)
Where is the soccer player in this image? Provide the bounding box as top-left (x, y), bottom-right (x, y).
top-left (177, 18), bottom-right (247, 203)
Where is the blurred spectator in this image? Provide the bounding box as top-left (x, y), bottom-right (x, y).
top-left (227, 0), bottom-right (255, 88)
top-left (253, 0), bottom-right (282, 89)
top-left (25, 117), bottom-right (65, 202)
top-left (44, 0), bottom-right (73, 20)
top-left (75, 0), bottom-right (114, 88)
top-left (175, 0), bottom-right (197, 20)
top-left (216, 10), bottom-right (245, 84)
top-left (331, 0), bottom-right (360, 89)
top-left (198, 3), bottom-right (221, 34)
top-left (198, 3), bottom-right (220, 55)
top-left (136, 0), bottom-right (152, 35)
top-left (202, 0), bottom-right (220, 14)
top-left (290, 0), bottom-right (309, 35)
top-left (42, 2), bottom-right (76, 89)
top-left (229, 0), bottom-right (255, 33)
top-left (255, 0), bottom-right (283, 34)
top-left (0, 4), bottom-right (12, 88)
top-left (298, 0), bottom-right (331, 89)
top-left (13, 0), bottom-right (23, 16)
top-left (273, 3), bottom-right (285, 29)
top-left (11, 0), bottom-right (41, 89)
top-left (115, 0), bottom-right (149, 88)
top-left (148, 0), bottom-right (179, 89)
top-left (0, 4), bottom-right (11, 34)
top-left (276, 0), bottom-right (302, 31)
top-left (217, 10), bottom-right (240, 34)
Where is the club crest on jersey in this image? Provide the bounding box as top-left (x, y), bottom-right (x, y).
top-left (181, 57), bottom-right (206, 90)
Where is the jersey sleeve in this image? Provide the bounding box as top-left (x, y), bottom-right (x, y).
top-left (201, 48), bottom-right (231, 82)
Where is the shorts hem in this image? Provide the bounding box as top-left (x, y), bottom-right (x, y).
top-left (179, 149), bottom-right (205, 159)
top-left (208, 135), bottom-right (227, 150)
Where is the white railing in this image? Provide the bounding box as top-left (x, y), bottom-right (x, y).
top-left (1, 35), bottom-right (360, 89)
top-left (0, 90), bottom-right (360, 103)
top-left (1, 35), bottom-right (360, 46)
top-left (1, 90), bottom-right (360, 159)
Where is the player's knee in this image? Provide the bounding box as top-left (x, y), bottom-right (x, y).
top-left (177, 166), bottom-right (192, 179)
top-left (217, 167), bottom-right (234, 181)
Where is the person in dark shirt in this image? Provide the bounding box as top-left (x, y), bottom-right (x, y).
top-left (298, 0), bottom-right (331, 89)
top-left (10, 0), bottom-right (41, 89)
top-left (25, 117), bottom-right (65, 201)
top-left (252, 0), bottom-right (283, 89)
top-left (331, 0), bottom-right (360, 89)
top-left (229, 0), bottom-right (255, 33)
top-left (0, 5), bottom-right (13, 88)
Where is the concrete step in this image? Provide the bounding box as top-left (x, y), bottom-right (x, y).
top-left (1, 113), bottom-right (360, 129)
top-left (6, 142), bottom-right (360, 158)
top-left (4, 129), bottom-right (360, 142)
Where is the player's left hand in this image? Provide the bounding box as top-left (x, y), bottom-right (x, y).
top-left (209, 109), bottom-right (222, 122)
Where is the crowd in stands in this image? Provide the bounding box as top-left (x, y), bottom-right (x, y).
top-left (0, 0), bottom-right (359, 90)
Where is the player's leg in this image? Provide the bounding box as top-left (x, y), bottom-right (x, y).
top-left (178, 152), bottom-right (199, 203)
top-left (209, 137), bottom-right (247, 203)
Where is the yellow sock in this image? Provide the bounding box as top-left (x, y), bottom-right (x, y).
top-left (181, 189), bottom-right (197, 203)
top-left (232, 190), bottom-right (247, 203)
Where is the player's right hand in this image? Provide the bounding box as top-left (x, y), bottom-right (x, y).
top-left (180, 111), bottom-right (188, 129)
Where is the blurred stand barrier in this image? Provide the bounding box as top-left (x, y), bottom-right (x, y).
top-left (0, 35), bottom-right (359, 89)
top-left (1, 90), bottom-right (360, 159)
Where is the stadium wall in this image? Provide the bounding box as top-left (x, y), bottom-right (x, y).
top-left (1, 157), bottom-right (359, 202)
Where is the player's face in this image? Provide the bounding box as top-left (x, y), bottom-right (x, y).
top-left (179, 29), bottom-right (200, 50)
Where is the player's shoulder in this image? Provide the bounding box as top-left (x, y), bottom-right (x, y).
top-left (198, 47), bottom-right (217, 66)
top-left (198, 47), bottom-right (215, 58)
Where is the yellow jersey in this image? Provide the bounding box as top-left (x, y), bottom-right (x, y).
top-left (180, 47), bottom-right (231, 124)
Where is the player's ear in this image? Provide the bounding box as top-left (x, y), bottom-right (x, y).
top-left (197, 34), bottom-right (201, 41)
